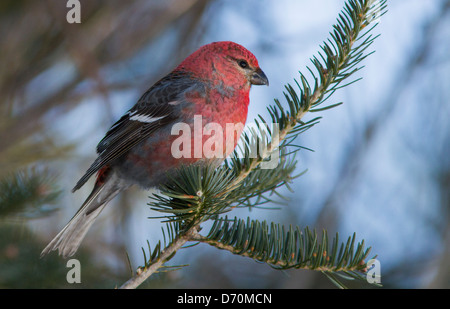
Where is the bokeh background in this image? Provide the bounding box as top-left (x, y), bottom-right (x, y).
top-left (0, 0), bottom-right (448, 288)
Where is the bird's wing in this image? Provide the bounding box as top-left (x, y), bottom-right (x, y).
top-left (72, 71), bottom-right (199, 192)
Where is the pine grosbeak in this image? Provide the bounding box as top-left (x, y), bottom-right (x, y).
top-left (41, 41), bottom-right (268, 258)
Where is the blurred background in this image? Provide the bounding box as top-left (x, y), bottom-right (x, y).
top-left (0, 0), bottom-right (448, 288)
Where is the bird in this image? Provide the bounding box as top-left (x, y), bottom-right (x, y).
top-left (41, 41), bottom-right (269, 258)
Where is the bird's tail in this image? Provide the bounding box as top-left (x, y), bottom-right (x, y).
top-left (41, 170), bottom-right (126, 258)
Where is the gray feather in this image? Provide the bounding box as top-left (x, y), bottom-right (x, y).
top-left (41, 172), bottom-right (128, 258)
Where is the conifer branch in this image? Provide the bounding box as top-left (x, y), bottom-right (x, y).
top-left (192, 216), bottom-right (374, 287)
top-left (0, 169), bottom-right (60, 219)
top-left (120, 0), bottom-right (387, 289)
top-left (225, 0), bottom-right (387, 192)
top-left (119, 224), bottom-right (199, 289)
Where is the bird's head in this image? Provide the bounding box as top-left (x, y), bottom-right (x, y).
top-left (176, 41), bottom-right (269, 89)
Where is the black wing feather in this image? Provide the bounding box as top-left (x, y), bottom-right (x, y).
top-left (72, 72), bottom-right (196, 192)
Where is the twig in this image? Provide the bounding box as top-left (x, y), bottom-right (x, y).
top-left (119, 225), bottom-right (199, 289)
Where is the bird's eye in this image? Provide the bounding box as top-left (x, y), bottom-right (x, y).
top-left (238, 60), bottom-right (249, 69)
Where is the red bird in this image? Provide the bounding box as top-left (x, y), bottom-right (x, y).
top-left (41, 41), bottom-right (269, 258)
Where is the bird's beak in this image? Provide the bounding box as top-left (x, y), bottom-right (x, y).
top-left (250, 67), bottom-right (269, 86)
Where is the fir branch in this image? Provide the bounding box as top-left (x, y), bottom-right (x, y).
top-left (120, 0), bottom-right (387, 289)
top-left (224, 0), bottom-right (387, 193)
top-left (194, 217), bottom-right (371, 276)
top-left (120, 224), bottom-right (199, 289)
top-left (0, 169), bottom-right (60, 219)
